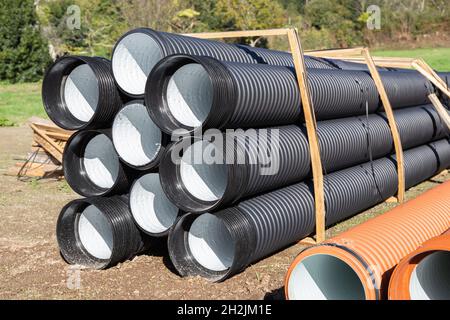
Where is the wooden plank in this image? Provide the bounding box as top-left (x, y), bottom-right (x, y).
top-left (33, 134), bottom-right (63, 163)
top-left (45, 131), bottom-right (72, 140)
top-left (7, 164), bottom-right (62, 178)
top-left (309, 56), bottom-right (415, 69)
top-left (14, 162), bottom-right (60, 170)
top-left (363, 48), bottom-right (405, 203)
top-left (183, 28), bottom-right (290, 39)
top-left (299, 237), bottom-right (318, 246)
top-left (288, 28), bottom-right (326, 243)
top-left (412, 61), bottom-right (450, 99)
top-left (428, 93), bottom-right (450, 130)
top-left (30, 123), bottom-right (65, 155)
top-left (385, 196), bottom-right (398, 203)
top-left (416, 59), bottom-right (447, 87)
top-left (32, 122), bottom-right (72, 134)
top-left (306, 47), bottom-right (364, 58)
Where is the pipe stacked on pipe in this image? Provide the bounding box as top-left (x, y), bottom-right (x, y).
top-left (159, 105), bottom-right (449, 213)
top-left (42, 28), bottom-right (450, 276)
top-left (168, 140), bottom-right (450, 282)
top-left (285, 181), bottom-right (450, 300)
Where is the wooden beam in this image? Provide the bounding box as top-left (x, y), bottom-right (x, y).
top-left (428, 93), bottom-right (450, 130)
top-left (287, 28), bottom-right (326, 243)
top-left (299, 237), bottom-right (317, 246)
top-left (416, 59), bottom-right (447, 87)
top-left (306, 47), bottom-right (364, 58)
top-left (413, 61), bottom-right (450, 99)
top-left (308, 56), bottom-right (415, 69)
top-left (30, 123), bottom-right (65, 154)
top-left (363, 48), bottom-right (406, 203)
top-left (183, 29), bottom-right (290, 39)
top-left (45, 131), bottom-right (72, 140)
top-left (33, 134), bottom-right (63, 163)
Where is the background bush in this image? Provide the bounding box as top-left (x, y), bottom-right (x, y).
top-left (0, 0), bottom-right (52, 83)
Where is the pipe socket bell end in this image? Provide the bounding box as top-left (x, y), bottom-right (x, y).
top-left (63, 130), bottom-right (134, 197)
top-left (144, 54), bottom-right (237, 134)
top-left (168, 209), bottom-right (255, 282)
top-left (56, 196), bottom-right (149, 269)
top-left (42, 56), bottom-right (122, 130)
top-left (159, 137), bottom-right (246, 213)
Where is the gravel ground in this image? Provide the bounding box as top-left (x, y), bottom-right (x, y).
top-left (0, 126), bottom-right (448, 300)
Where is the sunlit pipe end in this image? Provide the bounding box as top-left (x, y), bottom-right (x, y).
top-left (285, 245), bottom-right (380, 300)
top-left (168, 209), bottom-right (255, 282)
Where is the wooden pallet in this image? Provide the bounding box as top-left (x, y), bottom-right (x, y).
top-left (7, 119), bottom-right (73, 179)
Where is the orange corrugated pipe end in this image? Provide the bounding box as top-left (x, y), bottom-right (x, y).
top-left (388, 230), bottom-right (450, 300)
top-left (285, 181), bottom-right (450, 300)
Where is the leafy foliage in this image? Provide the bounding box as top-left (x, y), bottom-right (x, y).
top-left (0, 0), bottom-right (52, 82)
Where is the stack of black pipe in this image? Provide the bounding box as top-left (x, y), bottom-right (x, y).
top-left (44, 28), bottom-right (450, 280)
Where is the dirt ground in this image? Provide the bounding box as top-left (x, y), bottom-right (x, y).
top-left (0, 126), bottom-right (448, 300)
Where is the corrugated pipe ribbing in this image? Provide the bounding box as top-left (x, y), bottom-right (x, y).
top-left (160, 104), bottom-right (448, 213)
top-left (42, 56), bottom-right (122, 130)
top-left (168, 139), bottom-right (450, 282)
top-left (388, 230), bottom-right (450, 300)
top-left (145, 55), bottom-right (432, 133)
top-left (63, 129), bottom-right (140, 197)
top-left (285, 182), bottom-right (450, 300)
top-left (111, 28), bottom-right (338, 97)
top-left (56, 196), bottom-right (151, 269)
top-left (112, 100), bottom-right (170, 170)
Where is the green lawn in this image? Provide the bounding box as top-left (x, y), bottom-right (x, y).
top-left (0, 82), bottom-right (45, 126)
top-left (373, 47), bottom-right (450, 72)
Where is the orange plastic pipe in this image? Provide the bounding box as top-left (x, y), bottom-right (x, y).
top-left (285, 181), bottom-right (450, 300)
top-left (388, 230), bottom-right (450, 300)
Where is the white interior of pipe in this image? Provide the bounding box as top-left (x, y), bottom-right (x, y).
top-left (63, 64), bottom-right (99, 122)
top-left (83, 134), bottom-right (120, 189)
top-left (129, 173), bottom-right (179, 234)
top-left (78, 205), bottom-right (113, 260)
top-left (112, 32), bottom-right (163, 96)
top-left (180, 140), bottom-right (227, 202)
top-left (287, 254), bottom-right (366, 300)
top-left (166, 63), bottom-right (213, 128)
top-left (409, 251), bottom-right (450, 300)
top-left (112, 101), bottom-right (162, 167)
top-left (188, 213), bottom-right (235, 272)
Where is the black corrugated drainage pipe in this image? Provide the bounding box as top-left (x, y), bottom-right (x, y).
top-left (42, 56), bottom-right (122, 130)
top-left (63, 129), bottom-right (138, 197)
top-left (129, 172), bottom-right (183, 237)
top-left (57, 196), bottom-right (150, 269)
top-left (159, 105), bottom-right (448, 213)
top-left (168, 139), bottom-right (450, 282)
top-left (112, 100), bottom-right (170, 170)
top-left (111, 28), bottom-right (338, 97)
top-left (145, 55), bottom-right (432, 133)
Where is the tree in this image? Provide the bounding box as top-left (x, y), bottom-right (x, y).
top-left (193, 0), bottom-right (287, 46)
top-left (0, 0), bottom-right (51, 82)
top-left (304, 0), bottom-right (364, 47)
top-left (38, 0), bottom-right (127, 57)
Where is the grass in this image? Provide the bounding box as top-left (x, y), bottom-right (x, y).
top-left (0, 82), bottom-right (45, 126)
top-left (373, 47), bottom-right (450, 71)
